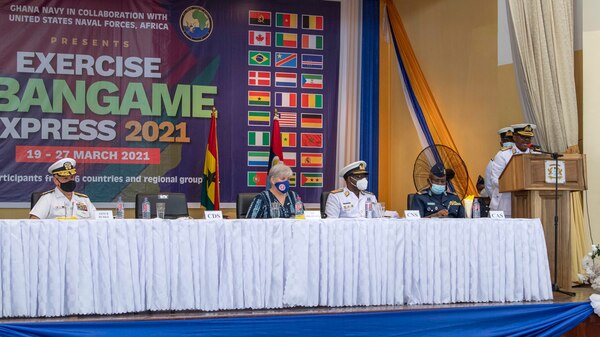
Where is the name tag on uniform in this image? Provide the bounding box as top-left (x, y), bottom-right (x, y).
top-left (342, 202), bottom-right (353, 211)
top-left (404, 210), bottom-right (421, 219)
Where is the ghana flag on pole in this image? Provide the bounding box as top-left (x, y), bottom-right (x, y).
top-left (200, 109), bottom-right (220, 210)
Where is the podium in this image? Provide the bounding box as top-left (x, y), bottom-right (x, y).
top-left (499, 153), bottom-right (586, 289)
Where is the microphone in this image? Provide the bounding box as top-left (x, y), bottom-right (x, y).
top-left (527, 143), bottom-right (543, 151)
top-left (527, 143), bottom-right (562, 158)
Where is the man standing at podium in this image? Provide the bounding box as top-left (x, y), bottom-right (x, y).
top-left (486, 123), bottom-right (536, 217)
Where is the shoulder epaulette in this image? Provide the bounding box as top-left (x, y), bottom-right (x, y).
top-left (362, 191), bottom-right (374, 195)
top-left (41, 190), bottom-right (54, 196)
top-left (447, 191), bottom-right (457, 195)
top-left (417, 189), bottom-right (428, 195)
top-left (74, 192), bottom-right (89, 198)
top-left (330, 188), bottom-right (343, 194)
top-left (501, 146), bottom-right (512, 151)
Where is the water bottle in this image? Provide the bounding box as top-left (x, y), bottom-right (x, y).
top-left (472, 198), bottom-right (481, 218)
top-left (365, 197), bottom-right (374, 218)
top-left (294, 196), bottom-right (305, 219)
top-left (115, 195), bottom-right (125, 219)
top-left (142, 197), bottom-right (151, 219)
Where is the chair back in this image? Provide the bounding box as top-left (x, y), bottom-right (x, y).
top-left (407, 193), bottom-right (417, 210)
top-left (236, 193), bottom-right (257, 218)
top-left (31, 191), bottom-right (45, 209)
top-left (135, 193), bottom-right (189, 219)
top-left (320, 191), bottom-right (331, 217)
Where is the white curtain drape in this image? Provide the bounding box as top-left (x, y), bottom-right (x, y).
top-left (336, 0), bottom-right (362, 187)
top-left (506, 0), bottom-right (586, 284)
top-left (507, 0), bottom-right (578, 153)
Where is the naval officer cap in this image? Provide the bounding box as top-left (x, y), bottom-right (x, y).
top-left (511, 123), bottom-right (536, 137)
top-left (48, 158), bottom-right (77, 177)
top-left (497, 127), bottom-right (514, 138)
top-left (339, 160), bottom-right (368, 179)
top-left (430, 163), bottom-right (446, 178)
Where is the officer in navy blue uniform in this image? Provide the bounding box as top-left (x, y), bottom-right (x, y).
top-left (410, 163), bottom-right (465, 218)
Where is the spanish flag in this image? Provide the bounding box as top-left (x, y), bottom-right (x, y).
top-left (201, 109), bottom-right (220, 210)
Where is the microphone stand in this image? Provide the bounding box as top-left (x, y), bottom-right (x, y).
top-left (533, 147), bottom-right (575, 296)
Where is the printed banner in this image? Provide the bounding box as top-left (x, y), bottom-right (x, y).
top-left (0, 0), bottom-right (340, 205)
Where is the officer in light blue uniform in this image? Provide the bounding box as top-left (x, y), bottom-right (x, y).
top-left (410, 163), bottom-right (465, 218)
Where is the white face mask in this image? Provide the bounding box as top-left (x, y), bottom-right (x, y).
top-left (354, 178), bottom-right (368, 191)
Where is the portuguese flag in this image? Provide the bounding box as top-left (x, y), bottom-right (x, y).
top-left (201, 110), bottom-right (220, 210)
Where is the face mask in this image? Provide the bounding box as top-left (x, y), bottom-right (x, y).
top-left (430, 183), bottom-right (446, 195)
top-left (274, 180), bottom-right (290, 194)
top-left (354, 178), bottom-right (368, 191)
top-left (502, 142), bottom-right (514, 148)
top-left (60, 180), bottom-right (76, 192)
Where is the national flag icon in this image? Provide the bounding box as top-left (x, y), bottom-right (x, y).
top-left (249, 10), bottom-right (271, 26)
top-left (275, 92), bottom-right (297, 108)
top-left (283, 152), bottom-right (296, 167)
top-left (248, 71), bottom-right (271, 86)
top-left (249, 31), bottom-right (271, 46)
top-left (281, 132), bottom-right (297, 147)
top-left (247, 151), bottom-right (269, 166)
top-left (248, 111), bottom-right (271, 127)
top-left (301, 54), bottom-right (323, 69)
top-left (278, 112), bottom-right (297, 128)
top-left (249, 51), bottom-right (271, 66)
top-left (301, 113), bottom-right (323, 128)
top-left (275, 32), bottom-right (297, 48)
top-left (301, 93), bottom-right (323, 109)
top-left (275, 72), bottom-right (297, 88)
top-left (301, 133), bottom-right (323, 148)
top-left (302, 34), bottom-right (323, 50)
top-left (248, 131), bottom-right (270, 146)
top-left (289, 172), bottom-right (296, 187)
top-left (248, 91), bottom-right (271, 106)
top-left (248, 171), bottom-right (268, 187)
top-left (275, 52), bottom-right (297, 68)
top-left (301, 172), bottom-right (323, 187)
top-left (302, 15), bottom-right (324, 30)
top-left (300, 153), bottom-right (323, 167)
top-left (276, 12), bottom-right (298, 28)
top-left (301, 73), bottom-right (323, 89)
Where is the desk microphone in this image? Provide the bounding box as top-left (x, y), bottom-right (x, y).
top-left (527, 143), bottom-right (562, 158)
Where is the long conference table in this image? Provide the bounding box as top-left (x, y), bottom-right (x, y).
top-left (0, 218), bottom-right (553, 318)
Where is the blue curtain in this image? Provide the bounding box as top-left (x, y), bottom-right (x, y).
top-left (359, 0), bottom-right (380, 195)
top-left (0, 302), bottom-right (592, 337)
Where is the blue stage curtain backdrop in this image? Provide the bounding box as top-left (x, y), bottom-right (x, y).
top-left (359, 0), bottom-right (379, 196)
top-left (0, 302), bottom-right (593, 337)
top-left (0, 0), bottom-right (340, 206)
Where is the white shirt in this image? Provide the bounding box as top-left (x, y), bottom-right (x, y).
top-left (30, 187), bottom-right (97, 219)
top-left (325, 187), bottom-right (378, 218)
top-left (486, 145), bottom-right (532, 217)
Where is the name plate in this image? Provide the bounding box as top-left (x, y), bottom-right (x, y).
top-left (545, 160), bottom-right (566, 184)
top-left (404, 210), bottom-right (421, 219)
top-left (95, 210), bottom-right (114, 219)
top-left (304, 210), bottom-right (322, 219)
top-left (489, 211), bottom-right (505, 219)
top-left (204, 211), bottom-right (223, 219)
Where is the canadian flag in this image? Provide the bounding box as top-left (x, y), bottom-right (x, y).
top-left (249, 31), bottom-right (271, 46)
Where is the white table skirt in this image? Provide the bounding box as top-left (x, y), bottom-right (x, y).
top-left (0, 218), bottom-right (552, 317)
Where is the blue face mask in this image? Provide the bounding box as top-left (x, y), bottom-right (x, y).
top-left (274, 180), bottom-right (290, 194)
top-left (431, 183), bottom-right (446, 195)
top-left (503, 142), bottom-right (515, 148)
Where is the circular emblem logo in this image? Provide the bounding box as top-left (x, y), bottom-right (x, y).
top-left (180, 6), bottom-right (213, 42)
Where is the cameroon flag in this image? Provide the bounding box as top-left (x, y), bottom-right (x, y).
top-left (201, 110), bottom-right (220, 210)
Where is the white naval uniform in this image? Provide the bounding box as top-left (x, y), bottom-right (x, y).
top-left (30, 187), bottom-right (97, 219)
top-left (486, 145), bottom-right (532, 217)
top-left (325, 187), bottom-right (378, 218)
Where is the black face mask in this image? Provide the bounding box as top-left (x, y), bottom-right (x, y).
top-left (60, 180), bottom-right (76, 192)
